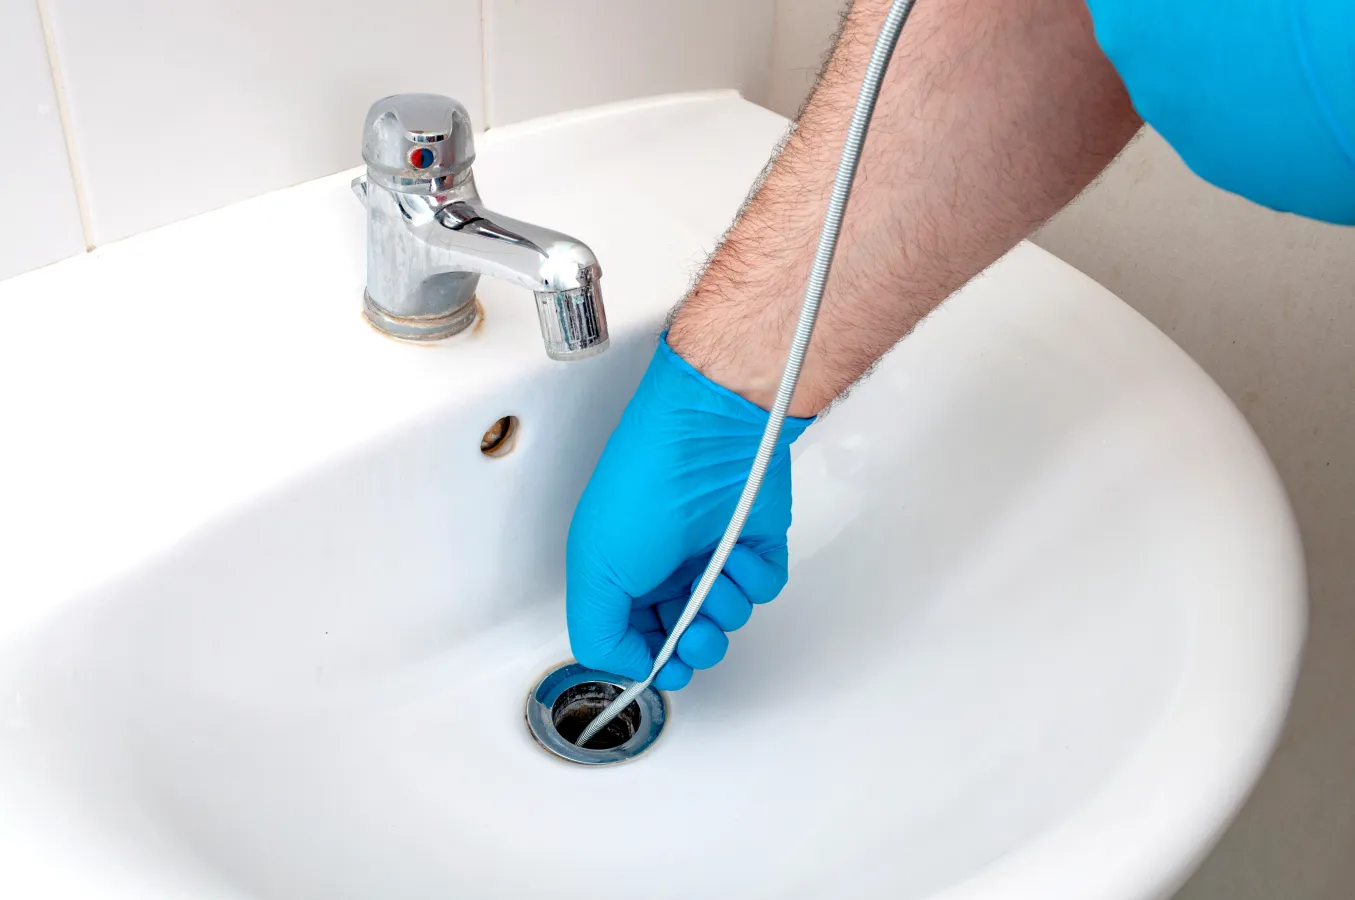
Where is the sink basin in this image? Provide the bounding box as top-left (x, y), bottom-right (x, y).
top-left (0, 92), bottom-right (1304, 900)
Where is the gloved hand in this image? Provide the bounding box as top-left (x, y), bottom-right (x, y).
top-left (566, 334), bottom-right (813, 689)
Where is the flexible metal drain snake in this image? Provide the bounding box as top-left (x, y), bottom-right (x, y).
top-left (576, 0), bottom-right (920, 749)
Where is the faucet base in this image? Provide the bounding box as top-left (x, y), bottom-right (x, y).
top-left (362, 292), bottom-right (480, 342)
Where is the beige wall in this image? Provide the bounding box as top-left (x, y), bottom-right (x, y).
top-left (768, 0), bottom-right (846, 117)
top-left (770, 2), bottom-right (1355, 898)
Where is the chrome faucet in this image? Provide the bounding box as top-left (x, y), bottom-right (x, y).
top-left (352, 93), bottom-right (608, 358)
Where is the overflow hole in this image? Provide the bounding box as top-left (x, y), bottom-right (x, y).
top-left (481, 416), bottom-right (519, 457)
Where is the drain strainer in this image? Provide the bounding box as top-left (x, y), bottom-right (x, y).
top-left (526, 663), bottom-right (666, 766)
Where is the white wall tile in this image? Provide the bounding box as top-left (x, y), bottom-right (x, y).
top-left (46, 0), bottom-right (484, 244)
top-left (483, 0), bottom-right (775, 127)
top-left (767, 0), bottom-right (844, 118)
top-left (0, 0), bottom-right (85, 280)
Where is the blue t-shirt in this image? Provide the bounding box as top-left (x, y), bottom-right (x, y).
top-left (1087, 0), bottom-right (1355, 225)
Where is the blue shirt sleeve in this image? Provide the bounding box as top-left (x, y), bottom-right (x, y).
top-left (1085, 0), bottom-right (1355, 225)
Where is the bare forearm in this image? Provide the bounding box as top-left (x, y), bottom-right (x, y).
top-left (668, 0), bottom-right (1140, 415)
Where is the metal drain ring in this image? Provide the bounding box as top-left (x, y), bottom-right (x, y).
top-left (526, 663), bottom-right (667, 766)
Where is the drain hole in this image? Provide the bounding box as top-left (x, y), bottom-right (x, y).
top-left (527, 663), bottom-right (665, 764)
top-left (552, 682), bottom-right (641, 749)
top-left (480, 416), bottom-right (519, 457)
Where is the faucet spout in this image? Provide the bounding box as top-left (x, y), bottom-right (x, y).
top-left (420, 201), bottom-right (609, 360)
top-left (425, 201), bottom-right (602, 295)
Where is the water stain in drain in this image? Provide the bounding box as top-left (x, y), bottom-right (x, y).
top-left (552, 682), bottom-right (641, 749)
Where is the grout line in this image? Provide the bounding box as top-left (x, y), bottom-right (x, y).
top-left (767, 0), bottom-right (782, 100)
top-left (764, 0), bottom-right (785, 85)
top-left (35, 0), bottom-right (95, 251)
top-left (479, 0), bottom-right (492, 129)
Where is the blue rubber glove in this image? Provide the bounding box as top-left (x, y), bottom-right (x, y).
top-left (566, 335), bottom-right (813, 689)
top-left (1086, 0), bottom-right (1355, 224)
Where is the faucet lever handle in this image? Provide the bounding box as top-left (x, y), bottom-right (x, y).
top-left (361, 93), bottom-right (475, 193)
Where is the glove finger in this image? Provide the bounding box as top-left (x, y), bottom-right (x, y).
top-left (644, 630), bottom-right (693, 690)
top-left (724, 543), bottom-right (790, 605)
top-left (700, 572), bottom-right (754, 632)
top-left (656, 599), bottom-right (729, 671)
top-left (567, 575), bottom-right (656, 682)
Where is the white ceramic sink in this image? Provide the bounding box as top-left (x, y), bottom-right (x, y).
top-left (0, 93), bottom-right (1304, 900)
